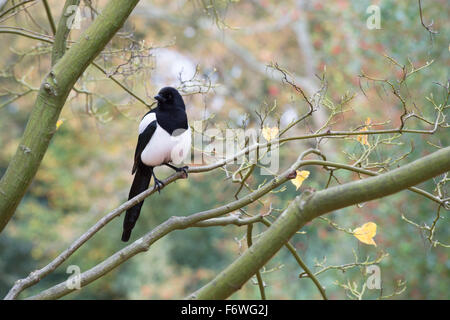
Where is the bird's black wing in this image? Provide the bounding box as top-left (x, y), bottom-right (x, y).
top-left (132, 120), bottom-right (157, 174)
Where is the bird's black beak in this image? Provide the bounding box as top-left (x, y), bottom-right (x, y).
top-left (154, 94), bottom-right (166, 103)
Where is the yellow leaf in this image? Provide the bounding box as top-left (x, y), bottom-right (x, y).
top-left (262, 127), bottom-right (279, 141)
top-left (353, 222), bottom-right (377, 246)
top-left (291, 170), bottom-right (310, 190)
top-left (357, 127), bottom-right (369, 145)
top-left (357, 117), bottom-right (371, 146)
top-left (56, 119), bottom-right (64, 130)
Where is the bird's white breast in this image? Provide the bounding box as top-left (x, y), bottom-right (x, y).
top-left (139, 112), bottom-right (156, 134)
top-left (139, 114), bottom-right (191, 167)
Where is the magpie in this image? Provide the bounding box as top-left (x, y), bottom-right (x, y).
top-left (121, 87), bottom-right (191, 242)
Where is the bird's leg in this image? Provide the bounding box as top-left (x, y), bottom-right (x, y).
top-left (152, 171), bottom-right (165, 193)
top-left (164, 163), bottom-right (189, 178)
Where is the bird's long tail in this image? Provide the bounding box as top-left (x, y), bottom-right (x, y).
top-left (121, 166), bottom-right (153, 242)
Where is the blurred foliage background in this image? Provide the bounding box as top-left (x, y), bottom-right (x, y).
top-left (0, 0), bottom-right (448, 299)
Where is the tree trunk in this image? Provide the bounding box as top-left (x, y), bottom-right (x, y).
top-left (0, 0), bottom-right (140, 232)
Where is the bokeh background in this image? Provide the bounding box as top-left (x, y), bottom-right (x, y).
top-left (0, 0), bottom-right (448, 299)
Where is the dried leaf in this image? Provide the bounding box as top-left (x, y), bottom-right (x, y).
top-left (353, 221), bottom-right (377, 246)
top-left (262, 127), bottom-right (279, 141)
top-left (291, 170), bottom-right (310, 190)
top-left (357, 117), bottom-right (371, 146)
top-left (56, 119), bottom-right (64, 130)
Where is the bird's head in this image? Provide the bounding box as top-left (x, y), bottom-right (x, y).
top-left (154, 87), bottom-right (185, 110)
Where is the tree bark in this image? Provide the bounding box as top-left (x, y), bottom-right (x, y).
top-left (51, 0), bottom-right (81, 65)
top-left (0, 0), bottom-right (140, 232)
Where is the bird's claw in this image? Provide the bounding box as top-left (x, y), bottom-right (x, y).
top-left (176, 166), bottom-right (189, 178)
top-left (154, 178), bottom-right (165, 193)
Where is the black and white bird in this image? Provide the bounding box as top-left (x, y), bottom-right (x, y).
top-left (121, 87), bottom-right (191, 242)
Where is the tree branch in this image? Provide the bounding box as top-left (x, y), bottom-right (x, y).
top-left (5, 123), bottom-right (444, 299)
top-left (0, 0), bottom-right (36, 20)
top-left (0, 0), bottom-right (141, 232)
top-left (41, 0), bottom-right (56, 35)
top-left (21, 149), bottom-right (313, 300)
top-left (259, 217), bottom-right (328, 300)
top-left (0, 25), bottom-right (154, 109)
top-left (193, 214), bottom-right (263, 227)
top-left (187, 147), bottom-right (450, 299)
top-left (246, 223), bottom-right (266, 300)
top-left (51, 0), bottom-right (80, 65)
top-left (15, 146), bottom-right (449, 299)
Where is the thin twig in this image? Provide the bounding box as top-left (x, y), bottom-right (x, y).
top-left (247, 224), bottom-right (266, 300)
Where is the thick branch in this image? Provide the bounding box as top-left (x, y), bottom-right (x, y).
top-left (187, 147), bottom-right (450, 299)
top-left (193, 214), bottom-right (263, 227)
top-left (0, 0), bottom-right (140, 232)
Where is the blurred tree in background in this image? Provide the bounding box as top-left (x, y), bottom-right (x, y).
top-left (0, 0), bottom-right (448, 299)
